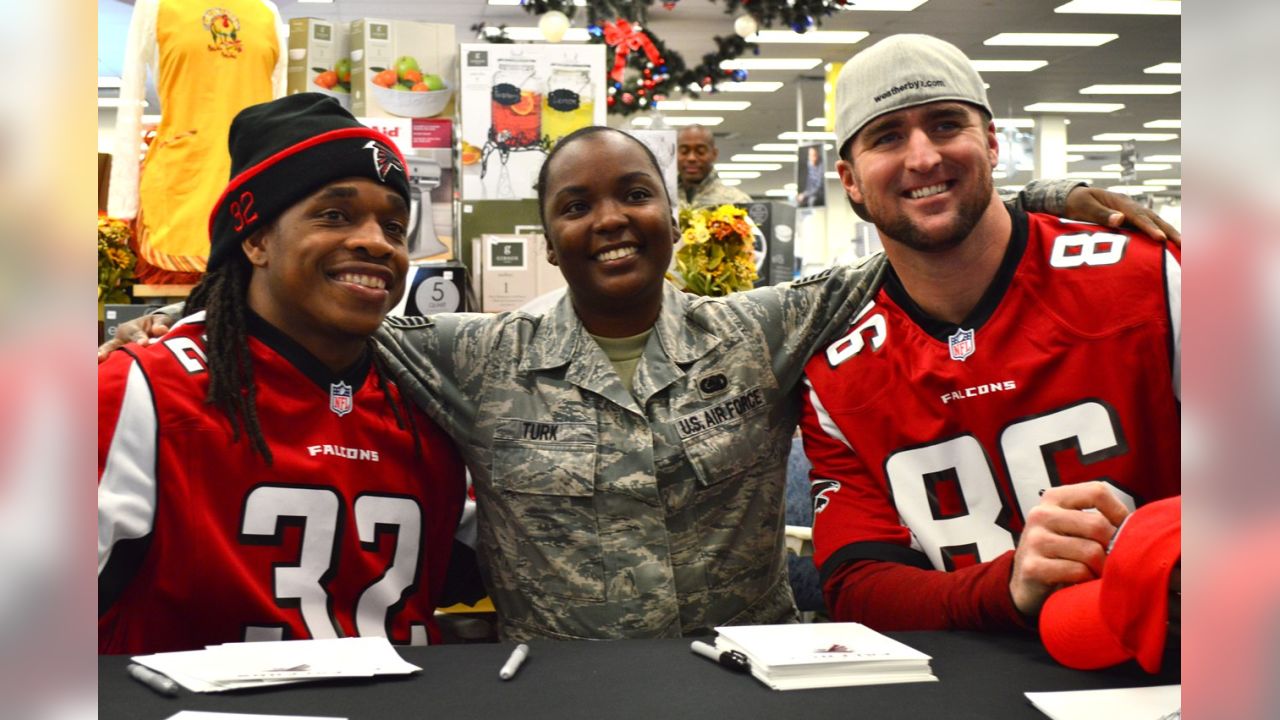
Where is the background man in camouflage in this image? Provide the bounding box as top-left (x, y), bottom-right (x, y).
top-left (677, 124), bottom-right (752, 211)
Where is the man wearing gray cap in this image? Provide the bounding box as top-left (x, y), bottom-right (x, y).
top-left (798, 34), bottom-right (1181, 632)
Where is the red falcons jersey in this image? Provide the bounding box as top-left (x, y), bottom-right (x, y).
top-left (98, 312), bottom-right (466, 654)
top-left (801, 210), bottom-right (1180, 586)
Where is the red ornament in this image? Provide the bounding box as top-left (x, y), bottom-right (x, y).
top-left (643, 68), bottom-right (652, 78)
top-left (622, 92), bottom-right (634, 103)
top-left (607, 96), bottom-right (616, 106)
top-left (638, 88), bottom-right (646, 96)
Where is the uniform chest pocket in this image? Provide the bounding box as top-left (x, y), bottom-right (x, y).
top-left (491, 419), bottom-right (604, 601)
top-left (674, 386), bottom-right (777, 486)
top-left (675, 392), bottom-right (789, 590)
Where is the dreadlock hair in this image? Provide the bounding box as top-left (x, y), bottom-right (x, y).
top-left (183, 251), bottom-right (272, 463)
top-left (183, 241), bottom-right (424, 465)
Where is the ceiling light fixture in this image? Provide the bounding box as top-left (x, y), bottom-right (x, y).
top-left (985, 33), bottom-right (1117, 46)
top-left (1092, 132), bottom-right (1179, 141)
top-left (732, 154), bottom-right (799, 162)
top-left (970, 60), bottom-right (1048, 72)
top-left (1101, 163), bottom-right (1173, 172)
top-left (754, 143), bottom-right (800, 152)
top-left (746, 30), bottom-right (870, 44)
top-left (634, 115), bottom-right (727, 126)
top-left (718, 81), bottom-right (785, 93)
top-left (994, 118), bottom-right (1034, 128)
top-left (1145, 178), bottom-right (1181, 186)
top-left (715, 163), bottom-right (783, 171)
top-left (1066, 143), bottom-right (1123, 152)
top-left (1054, 0), bottom-right (1181, 15)
top-left (1143, 154), bottom-right (1182, 162)
top-left (778, 131), bottom-right (837, 141)
top-left (806, 117), bottom-right (827, 127)
top-left (1066, 171), bottom-right (1122, 179)
top-left (656, 100), bottom-right (752, 111)
top-left (1080, 84), bottom-right (1181, 94)
top-left (720, 58), bottom-right (823, 70)
top-left (1024, 102), bottom-right (1124, 113)
top-left (1143, 119), bottom-right (1181, 128)
top-left (718, 171), bottom-right (762, 179)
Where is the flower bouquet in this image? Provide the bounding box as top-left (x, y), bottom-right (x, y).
top-left (98, 213), bottom-right (136, 305)
top-left (672, 204), bottom-right (758, 297)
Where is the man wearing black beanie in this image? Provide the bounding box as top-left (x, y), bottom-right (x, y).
top-left (98, 94), bottom-right (469, 654)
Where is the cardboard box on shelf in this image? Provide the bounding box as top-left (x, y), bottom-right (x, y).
top-left (457, 199), bottom-right (542, 271)
top-left (458, 44), bottom-right (606, 200)
top-left (473, 234), bottom-right (538, 312)
top-left (286, 18), bottom-right (351, 109)
top-left (350, 19), bottom-right (457, 120)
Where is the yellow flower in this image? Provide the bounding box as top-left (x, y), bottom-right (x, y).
top-left (98, 214), bottom-right (137, 304)
top-left (673, 204), bottom-right (758, 296)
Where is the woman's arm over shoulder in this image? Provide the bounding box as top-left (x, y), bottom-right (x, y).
top-left (722, 253), bottom-right (889, 393)
top-left (372, 312), bottom-right (503, 438)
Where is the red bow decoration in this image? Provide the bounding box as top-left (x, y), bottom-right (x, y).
top-left (602, 19), bottom-right (662, 83)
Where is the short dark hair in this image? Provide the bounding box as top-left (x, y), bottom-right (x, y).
top-left (534, 126), bottom-right (671, 229)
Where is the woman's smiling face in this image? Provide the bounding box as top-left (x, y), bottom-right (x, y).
top-left (540, 131), bottom-right (676, 336)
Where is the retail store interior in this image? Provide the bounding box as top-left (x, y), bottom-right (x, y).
top-left (96, 0), bottom-right (1180, 314)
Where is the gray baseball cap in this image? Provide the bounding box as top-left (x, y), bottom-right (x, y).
top-left (834, 34), bottom-right (991, 156)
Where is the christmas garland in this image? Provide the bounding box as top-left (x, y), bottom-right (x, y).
top-left (477, 0), bottom-right (862, 116)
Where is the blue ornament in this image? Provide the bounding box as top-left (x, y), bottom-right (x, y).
top-left (733, 69), bottom-right (747, 81)
top-left (587, 24), bottom-right (603, 37)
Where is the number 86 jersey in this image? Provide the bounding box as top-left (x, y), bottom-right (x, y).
top-left (800, 210), bottom-right (1180, 586)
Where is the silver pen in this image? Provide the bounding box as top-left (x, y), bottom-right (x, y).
top-left (499, 643), bottom-right (530, 680)
top-left (126, 663), bottom-right (180, 696)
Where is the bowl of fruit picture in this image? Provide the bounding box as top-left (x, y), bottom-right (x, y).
top-left (369, 55), bottom-right (452, 118)
top-left (312, 57), bottom-right (352, 109)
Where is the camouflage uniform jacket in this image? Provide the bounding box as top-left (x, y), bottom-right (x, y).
top-left (678, 170), bottom-right (753, 212)
top-left (373, 257), bottom-right (888, 641)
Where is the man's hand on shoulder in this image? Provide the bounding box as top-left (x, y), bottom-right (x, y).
top-left (1009, 481), bottom-right (1130, 618)
top-left (97, 314), bottom-right (171, 364)
top-left (1064, 186), bottom-right (1182, 247)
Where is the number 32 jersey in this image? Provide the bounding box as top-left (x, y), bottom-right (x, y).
top-left (800, 210), bottom-right (1180, 584)
top-left (97, 313), bottom-right (467, 654)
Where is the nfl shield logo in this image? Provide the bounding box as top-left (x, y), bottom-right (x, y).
top-left (329, 381), bottom-right (353, 417)
top-left (948, 328), bottom-right (975, 361)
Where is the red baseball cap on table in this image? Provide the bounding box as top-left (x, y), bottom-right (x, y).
top-left (1039, 496), bottom-right (1181, 673)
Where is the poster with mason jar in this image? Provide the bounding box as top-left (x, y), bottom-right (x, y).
top-left (458, 43), bottom-right (607, 200)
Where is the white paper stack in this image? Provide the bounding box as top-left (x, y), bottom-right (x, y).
top-left (132, 637), bottom-right (421, 693)
top-left (713, 622), bottom-right (937, 691)
top-left (1025, 685), bottom-right (1181, 720)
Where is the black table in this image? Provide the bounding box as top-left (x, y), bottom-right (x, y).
top-left (100, 632), bottom-right (1179, 719)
